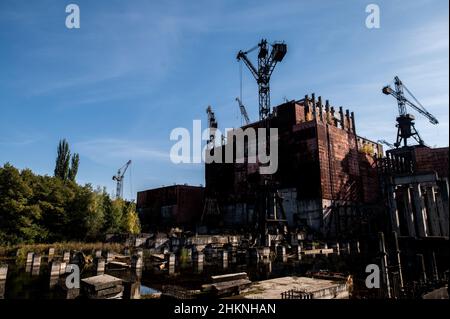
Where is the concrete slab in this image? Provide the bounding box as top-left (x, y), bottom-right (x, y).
top-left (81, 274), bottom-right (122, 291)
top-left (240, 276), bottom-right (349, 299)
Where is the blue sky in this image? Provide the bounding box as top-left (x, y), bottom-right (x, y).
top-left (0, 0), bottom-right (448, 200)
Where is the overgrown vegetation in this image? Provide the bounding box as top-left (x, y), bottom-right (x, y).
top-left (0, 163), bottom-right (140, 245)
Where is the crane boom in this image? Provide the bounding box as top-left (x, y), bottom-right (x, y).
top-left (237, 39), bottom-right (287, 120)
top-left (235, 97), bottom-right (250, 125)
top-left (382, 76), bottom-right (439, 148)
top-left (112, 160), bottom-right (131, 199)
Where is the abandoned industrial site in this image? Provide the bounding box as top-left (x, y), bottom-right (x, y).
top-left (0, 1), bottom-right (448, 303)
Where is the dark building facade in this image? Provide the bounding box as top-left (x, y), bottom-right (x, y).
top-left (137, 185), bottom-right (204, 231)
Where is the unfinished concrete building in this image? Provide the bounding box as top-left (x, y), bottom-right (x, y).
top-left (205, 94), bottom-right (383, 239)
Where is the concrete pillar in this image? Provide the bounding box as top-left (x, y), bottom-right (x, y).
top-left (345, 242), bottom-right (351, 255)
top-left (49, 261), bottom-right (61, 277)
top-left (425, 186), bottom-right (441, 236)
top-left (221, 250), bottom-right (228, 269)
top-left (276, 245), bottom-right (286, 262)
top-left (62, 251), bottom-right (70, 263)
top-left (106, 251), bottom-right (114, 263)
top-left (318, 96), bottom-right (323, 122)
top-left (435, 192), bottom-right (448, 237)
top-left (402, 187), bottom-right (416, 237)
top-left (48, 247), bottom-right (55, 261)
top-left (123, 281), bottom-right (140, 299)
top-left (416, 254), bottom-right (427, 283)
top-left (95, 257), bottom-right (105, 275)
top-left (339, 107), bottom-right (344, 129)
top-left (265, 234), bottom-right (272, 248)
top-left (59, 262), bottom-right (67, 275)
top-left (136, 248), bottom-right (144, 259)
top-left (292, 245), bottom-right (302, 260)
top-left (412, 184), bottom-right (428, 237)
top-left (392, 232), bottom-right (404, 290)
top-left (26, 252), bottom-right (34, 265)
top-left (436, 179), bottom-right (449, 236)
top-left (131, 255), bottom-right (143, 271)
top-left (193, 252), bottom-right (204, 273)
top-left (378, 232), bottom-right (391, 298)
top-left (334, 242), bottom-right (340, 256)
top-left (49, 261), bottom-right (60, 288)
top-left (0, 264), bottom-right (8, 281)
top-left (32, 254), bottom-right (41, 276)
top-left (431, 251), bottom-right (439, 281)
top-left (164, 253), bottom-right (175, 274)
top-left (312, 93), bottom-right (317, 119)
top-left (387, 183), bottom-right (400, 234)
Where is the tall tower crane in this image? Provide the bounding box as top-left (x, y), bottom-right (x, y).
top-left (235, 97), bottom-right (250, 125)
top-left (382, 76), bottom-right (439, 148)
top-left (237, 39), bottom-right (287, 120)
top-left (112, 160), bottom-right (131, 199)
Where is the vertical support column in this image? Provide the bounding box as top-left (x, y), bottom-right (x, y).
top-left (311, 93), bottom-right (317, 120)
top-left (378, 232), bottom-right (391, 299)
top-left (411, 184), bottom-right (428, 237)
top-left (318, 96), bottom-right (323, 122)
top-left (0, 264), bottom-right (7, 299)
top-left (339, 107), bottom-right (345, 129)
top-left (32, 254), bottom-right (41, 276)
top-left (431, 251), bottom-right (439, 282)
top-left (131, 254), bottom-right (143, 271)
top-left (164, 253), bottom-right (175, 275)
top-left (392, 232), bottom-right (404, 290)
top-left (95, 257), bottom-right (105, 275)
top-left (416, 254), bottom-right (427, 283)
top-left (402, 187), bottom-right (416, 237)
top-left (436, 179), bottom-right (449, 236)
top-left (0, 264), bottom-right (7, 281)
top-left (387, 182), bottom-right (400, 234)
top-left (48, 247), bottom-right (55, 262)
top-left (276, 245), bottom-right (287, 262)
top-left (350, 111), bottom-right (356, 134)
top-left (221, 250), bottom-right (228, 269)
top-left (193, 252), bottom-right (204, 273)
top-left (62, 251), bottom-right (70, 263)
top-left (425, 186), bottom-right (441, 236)
top-left (49, 261), bottom-right (61, 288)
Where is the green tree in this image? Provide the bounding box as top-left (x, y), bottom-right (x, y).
top-left (68, 153), bottom-right (79, 182)
top-left (121, 201), bottom-right (141, 235)
top-left (54, 139), bottom-right (71, 180)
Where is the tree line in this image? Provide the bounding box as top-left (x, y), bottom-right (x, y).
top-left (0, 139), bottom-right (140, 245)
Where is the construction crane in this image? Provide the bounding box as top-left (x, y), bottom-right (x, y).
top-left (382, 76), bottom-right (439, 148)
top-left (377, 139), bottom-right (395, 150)
top-left (237, 39), bottom-right (287, 120)
top-left (112, 160), bottom-right (131, 199)
top-left (206, 105), bottom-right (218, 146)
top-left (235, 97), bottom-right (250, 125)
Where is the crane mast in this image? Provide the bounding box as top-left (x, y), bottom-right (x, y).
top-left (112, 160), bottom-right (131, 199)
top-left (237, 39), bottom-right (287, 120)
top-left (235, 97), bottom-right (250, 125)
top-left (382, 76), bottom-right (439, 148)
